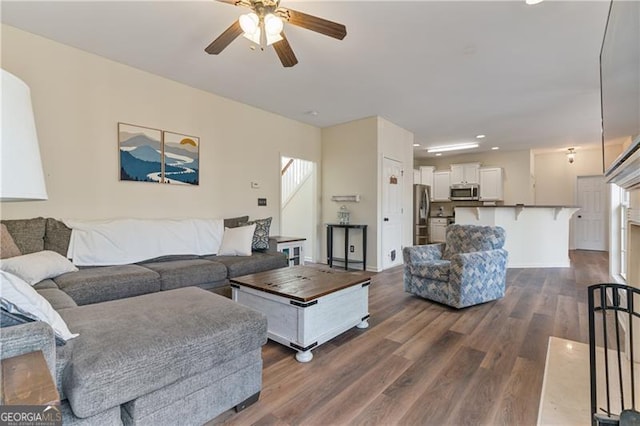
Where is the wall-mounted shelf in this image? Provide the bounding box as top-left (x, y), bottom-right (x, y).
top-left (331, 195), bottom-right (361, 202)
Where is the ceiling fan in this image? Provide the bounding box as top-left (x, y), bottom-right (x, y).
top-left (205, 0), bottom-right (347, 67)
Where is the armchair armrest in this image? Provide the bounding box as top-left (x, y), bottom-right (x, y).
top-left (449, 249), bottom-right (508, 307)
top-left (403, 244), bottom-right (445, 265)
top-left (1, 321), bottom-right (56, 379)
top-left (450, 249), bottom-right (508, 275)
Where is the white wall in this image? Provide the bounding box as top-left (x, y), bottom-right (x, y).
top-left (416, 149), bottom-right (534, 205)
top-left (281, 171), bottom-right (315, 262)
top-left (534, 145), bottom-right (624, 250)
top-left (0, 25), bottom-right (322, 237)
top-left (321, 117), bottom-right (377, 269)
top-left (534, 146), bottom-right (622, 205)
top-left (321, 116), bottom-right (414, 271)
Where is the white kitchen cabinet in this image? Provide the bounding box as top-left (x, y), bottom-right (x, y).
top-left (420, 166), bottom-right (435, 198)
top-left (450, 163), bottom-right (480, 185)
top-left (429, 218), bottom-right (448, 243)
top-left (413, 169), bottom-right (421, 184)
top-left (432, 171), bottom-right (451, 201)
top-left (479, 167), bottom-right (504, 201)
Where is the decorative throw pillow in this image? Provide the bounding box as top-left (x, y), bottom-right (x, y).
top-left (0, 224), bottom-right (22, 259)
top-left (0, 250), bottom-right (78, 286)
top-left (0, 271), bottom-right (79, 342)
top-left (218, 224), bottom-right (256, 256)
top-left (239, 217), bottom-right (272, 251)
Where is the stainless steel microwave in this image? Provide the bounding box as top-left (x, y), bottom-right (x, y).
top-left (450, 184), bottom-right (479, 201)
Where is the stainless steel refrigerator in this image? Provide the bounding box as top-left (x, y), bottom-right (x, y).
top-left (413, 184), bottom-right (431, 245)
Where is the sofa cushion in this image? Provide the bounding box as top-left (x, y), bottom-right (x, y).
top-left (53, 265), bottom-right (161, 305)
top-left (37, 288), bottom-right (78, 310)
top-left (59, 400), bottom-right (122, 426)
top-left (122, 350), bottom-right (261, 424)
top-left (44, 218), bottom-right (72, 257)
top-left (59, 287), bottom-right (267, 418)
top-left (33, 279), bottom-right (59, 290)
top-left (140, 259), bottom-right (227, 291)
top-left (0, 224), bottom-right (22, 259)
top-left (203, 251), bottom-right (287, 278)
top-left (1, 217), bottom-right (46, 254)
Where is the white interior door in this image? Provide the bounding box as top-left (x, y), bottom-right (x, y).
top-left (382, 157), bottom-right (403, 270)
top-left (575, 175), bottom-right (607, 251)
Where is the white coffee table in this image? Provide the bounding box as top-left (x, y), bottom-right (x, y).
top-left (231, 266), bottom-right (371, 362)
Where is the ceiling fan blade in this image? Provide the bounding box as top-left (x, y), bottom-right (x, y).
top-left (216, 0), bottom-right (251, 7)
top-left (205, 20), bottom-right (243, 55)
top-left (273, 33), bottom-right (298, 68)
top-left (280, 8), bottom-right (347, 40)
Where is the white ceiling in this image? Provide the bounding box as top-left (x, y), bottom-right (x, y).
top-left (1, 0), bottom-right (611, 158)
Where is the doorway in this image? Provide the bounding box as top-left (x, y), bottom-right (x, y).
top-left (575, 175), bottom-right (607, 251)
top-left (381, 156), bottom-right (403, 270)
top-left (280, 156), bottom-right (316, 263)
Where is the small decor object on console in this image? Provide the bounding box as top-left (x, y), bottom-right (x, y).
top-left (162, 131), bottom-right (199, 186)
top-left (338, 205), bottom-right (350, 225)
top-left (118, 123), bottom-right (163, 184)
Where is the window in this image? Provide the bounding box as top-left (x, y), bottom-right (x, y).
top-left (620, 186), bottom-right (630, 279)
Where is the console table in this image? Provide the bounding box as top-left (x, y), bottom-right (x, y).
top-left (326, 224), bottom-right (367, 271)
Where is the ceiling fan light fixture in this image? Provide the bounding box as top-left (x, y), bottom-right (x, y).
top-left (239, 12), bottom-right (259, 35)
top-left (264, 13), bottom-right (284, 36)
top-left (242, 29), bottom-right (261, 45)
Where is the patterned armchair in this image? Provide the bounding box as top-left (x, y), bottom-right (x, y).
top-left (403, 224), bottom-right (508, 309)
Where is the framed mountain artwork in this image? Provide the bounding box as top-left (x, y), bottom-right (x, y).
top-left (162, 131), bottom-right (200, 186)
top-left (118, 123), bottom-right (163, 183)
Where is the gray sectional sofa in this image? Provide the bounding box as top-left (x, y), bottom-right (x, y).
top-left (0, 217), bottom-right (289, 425)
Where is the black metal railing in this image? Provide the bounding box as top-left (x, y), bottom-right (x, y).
top-left (588, 283), bottom-right (640, 426)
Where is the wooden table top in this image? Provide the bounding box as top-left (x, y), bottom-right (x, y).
top-left (230, 266), bottom-right (372, 302)
top-left (1, 350), bottom-right (60, 406)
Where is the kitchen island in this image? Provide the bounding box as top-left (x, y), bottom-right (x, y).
top-left (455, 205), bottom-right (579, 268)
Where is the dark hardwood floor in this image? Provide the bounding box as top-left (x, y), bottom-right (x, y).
top-left (211, 250), bottom-right (609, 426)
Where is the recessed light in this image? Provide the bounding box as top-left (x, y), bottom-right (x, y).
top-left (476, 134), bottom-right (486, 139)
top-left (413, 143), bottom-right (420, 147)
top-left (305, 110), bottom-right (319, 116)
top-left (435, 153), bottom-right (442, 156)
top-left (525, 0), bottom-right (544, 4)
top-left (491, 146), bottom-right (500, 150)
top-left (427, 143), bottom-right (479, 153)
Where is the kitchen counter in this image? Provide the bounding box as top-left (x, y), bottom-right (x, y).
top-left (455, 205), bottom-right (579, 268)
top-left (473, 205), bottom-right (579, 208)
